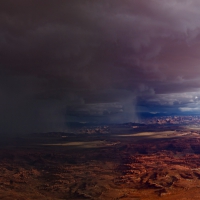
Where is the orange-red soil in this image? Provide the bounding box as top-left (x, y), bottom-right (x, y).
top-left (0, 132), bottom-right (200, 199)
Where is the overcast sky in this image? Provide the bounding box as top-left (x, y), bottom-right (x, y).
top-left (1, 0), bottom-right (200, 132)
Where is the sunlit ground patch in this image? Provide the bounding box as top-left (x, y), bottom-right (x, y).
top-left (41, 141), bottom-right (119, 148)
top-left (114, 131), bottom-right (185, 139)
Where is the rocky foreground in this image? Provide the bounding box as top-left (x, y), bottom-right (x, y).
top-left (1, 129), bottom-right (200, 199)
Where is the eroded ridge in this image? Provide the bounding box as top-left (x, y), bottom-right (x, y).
top-left (115, 138), bottom-right (200, 197)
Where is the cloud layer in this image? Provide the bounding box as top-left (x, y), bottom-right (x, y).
top-left (1, 0), bottom-right (200, 132)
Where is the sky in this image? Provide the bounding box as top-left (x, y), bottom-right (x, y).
top-left (1, 0), bottom-right (200, 132)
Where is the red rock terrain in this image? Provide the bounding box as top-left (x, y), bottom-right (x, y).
top-left (1, 130), bottom-right (200, 199)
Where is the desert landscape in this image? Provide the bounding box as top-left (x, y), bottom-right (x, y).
top-left (1, 118), bottom-right (200, 199)
top-left (2, 1), bottom-right (200, 199)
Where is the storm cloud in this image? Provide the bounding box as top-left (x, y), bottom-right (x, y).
top-left (1, 0), bottom-right (200, 132)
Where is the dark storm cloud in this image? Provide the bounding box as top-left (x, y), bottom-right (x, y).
top-left (1, 0), bottom-right (200, 132)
